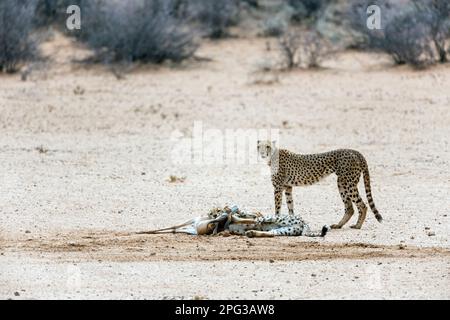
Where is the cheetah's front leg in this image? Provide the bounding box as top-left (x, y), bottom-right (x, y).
top-left (274, 187), bottom-right (283, 215)
top-left (285, 186), bottom-right (294, 214)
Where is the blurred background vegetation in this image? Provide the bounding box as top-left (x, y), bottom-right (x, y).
top-left (1, 0), bottom-right (449, 73)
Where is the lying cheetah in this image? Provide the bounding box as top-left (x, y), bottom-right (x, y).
top-left (210, 206), bottom-right (328, 237)
top-left (137, 206), bottom-right (328, 237)
top-left (257, 140), bottom-right (382, 229)
top-left (229, 213), bottom-right (329, 238)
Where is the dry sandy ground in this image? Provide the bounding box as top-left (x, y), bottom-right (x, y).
top-left (0, 34), bottom-right (449, 299)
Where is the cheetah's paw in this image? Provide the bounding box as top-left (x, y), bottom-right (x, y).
top-left (245, 230), bottom-right (256, 238)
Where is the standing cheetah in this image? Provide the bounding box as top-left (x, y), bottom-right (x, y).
top-left (257, 140), bottom-right (382, 229)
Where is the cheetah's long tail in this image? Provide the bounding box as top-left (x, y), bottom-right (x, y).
top-left (363, 166), bottom-right (383, 223)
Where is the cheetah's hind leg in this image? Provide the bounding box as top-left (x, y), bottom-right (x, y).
top-left (331, 178), bottom-right (355, 229)
top-left (246, 226), bottom-right (300, 237)
top-left (245, 230), bottom-right (274, 238)
top-left (349, 187), bottom-right (368, 229)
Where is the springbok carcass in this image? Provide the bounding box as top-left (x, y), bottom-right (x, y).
top-left (137, 206), bottom-right (329, 238)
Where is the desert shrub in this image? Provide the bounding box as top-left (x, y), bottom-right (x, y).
top-left (383, 12), bottom-right (437, 67)
top-left (0, 0), bottom-right (39, 73)
top-left (77, 0), bottom-right (198, 64)
top-left (278, 29), bottom-right (330, 69)
top-left (35, 0), bottom-right (66, 25)
top-left (288, 0), bottom-right (328, 23)
top-left (262, 16), bottom-right (288, 37)
top-left (412, 0), bottom-right (450, 63)
top-left (347, 0), bottom-right (399, 48)
top-left (186, 0), bottom-right (241, 39)
top-left (298, 30), bottom-right (331, 68)
top-left (278, 29), bottom-right (302, 69)
top-left (242, 0), bottom-right (259, 8)
top-left (348, 0), bottom-right (450, 67)
top-left (34, 0), bottom-right (88, 26)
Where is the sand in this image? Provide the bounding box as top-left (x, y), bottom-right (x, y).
top-left (0, 34), bottom-right (449, 299)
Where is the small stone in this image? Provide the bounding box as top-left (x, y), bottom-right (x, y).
top-left (427, 231), bottom-right (436, 236)
top-left (25, 230), bottom-right (31, 234)
top-left (14, 292), bottom-right (20, 297)
top-left (399, 244), bottom-right (406, 250)
top-left (269, 259), bottom-right (275, 263)
top-left (311, 273), bottom-right (317, 277)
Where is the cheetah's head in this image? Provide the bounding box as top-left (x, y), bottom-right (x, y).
top-left (257, 140), bottom-right (276, 159)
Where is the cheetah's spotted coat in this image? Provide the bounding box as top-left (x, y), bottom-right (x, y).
top-left (257, 140), bottom-right (382, 229)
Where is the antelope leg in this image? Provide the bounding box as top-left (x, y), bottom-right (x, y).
top-left (135, 217), bottom-right (199, 234)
